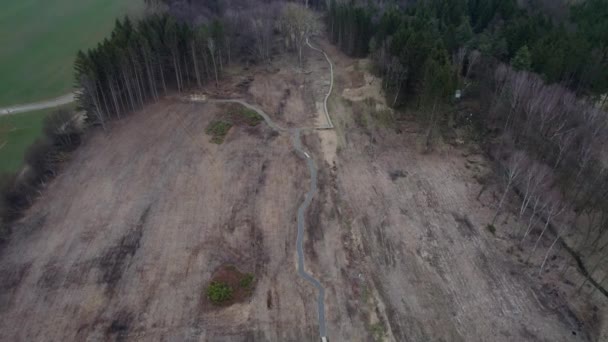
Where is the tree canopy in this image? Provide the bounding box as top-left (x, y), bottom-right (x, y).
top-left (327, 0), bottom-right (608, 96)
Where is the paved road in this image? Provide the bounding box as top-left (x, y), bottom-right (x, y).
top-left (306, 38), bottom-right (334, 129)
top-left (292, 128), bottom-right (327, 338)
top-left (180, 37), bottom-right (336, 341)
top-left (0, 93), bottom-right (75, 116)
top-left (206, 99), bottom-right (328, 339)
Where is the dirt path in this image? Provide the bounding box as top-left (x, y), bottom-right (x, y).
top-left (0, 93), bottom-right (75, 115)
top-left (194, 96), bottom-right (330, 340)
top-left (292, 128), bottom-right (327, 339)
top-left (306, 38), bottom-right (334, 130)
top-left (197, 39), bottom-right (336, 340)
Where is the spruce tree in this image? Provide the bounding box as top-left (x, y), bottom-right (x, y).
top-left (511, 45), bottom-right (532, 71)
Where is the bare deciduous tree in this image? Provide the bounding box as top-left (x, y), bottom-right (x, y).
top-left (518, 161), bottom-right (550, 222)
top-left (528, 199), bottom-right (566, 262)
top-left (492, 152), bottom-right (525, 226)
top-left (388, 57), bottom-right (407, 106)
top-left (279, 3), bottom-right (317, 67)
top-left (521, 195), bottom-right (548, 242)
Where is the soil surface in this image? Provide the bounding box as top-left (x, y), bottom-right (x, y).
top-left (0, 38), bottom-right (606, 342)
top-left (309, 38), bottom-right (607, 342)
top-left (0, 99), bottom-right (320, 341)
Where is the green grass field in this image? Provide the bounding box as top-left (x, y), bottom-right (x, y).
top-left (0, 107), bottom-right (70, 174)
top-left (0, 0), bottom-right (145, 108)
top-left (0, 0), bottom-right (144, 173)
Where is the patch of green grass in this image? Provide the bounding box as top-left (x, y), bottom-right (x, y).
top-left (239, 108), bottom-right (263, 126)
top-left (0, 105), bottom-right (75, 173)
top-left (374, 109), bottom-right (395, 128)
top-left (363, 97), bottom-right (395, 128)
top-left (205, 120), bottom-right (233, 144)
top-left (353, 111), bottom-right (369, 129)
top-left (241, 108), bottom-right (264, 126)
top-left (486, 224), bottom-right (496, 235)
top-left (207, 281), bottom-right (233, 304)
top-left (0, 110), bottom-right (49, 173)
top-left (360, 286), bottom-right (370, 304)
top-left (0, 0), bottom-right (145, 107)
top-left (370, 322), bottom-right (386, 341)
top-left (239, 273), bottom-right (255, 288)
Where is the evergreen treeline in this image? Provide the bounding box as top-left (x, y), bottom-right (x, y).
top-left (327, 0), bottom-right (608, 98)
top-left (75, 14), bottom-right (230, 126)
top-left (328, 1), bottom-right (374, 57)
top-left (373, 5), bottom-right (458, 108)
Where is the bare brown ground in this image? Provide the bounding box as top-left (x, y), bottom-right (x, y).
top-left (1, 39), bottom-right (606, 342)
top-left (0, 99), bottom-right (325, 341)
top-left (246, 56), bottom-right (318, 129)
top-left (301, 38), bottom-right (608, 341)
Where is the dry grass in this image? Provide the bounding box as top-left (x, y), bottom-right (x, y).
top-left (0, 37), bottom-right (606, 342)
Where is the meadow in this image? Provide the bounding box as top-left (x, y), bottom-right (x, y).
top-left (0, 108), bottom-right (55, 173)
top-left (0, 0), bottom-right (144, 173)
top-left (0, 0), bottom-right (145, 107)
top-left (0, 104), bottom-right (78, 173)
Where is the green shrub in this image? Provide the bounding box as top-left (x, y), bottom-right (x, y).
top-left (207, 281), bottom-right (233, 304)
top-left (374, 109), bottom-right (395, 127)
top-left (370, 322), bottom-right (386, 341)
top-left (239, 273), bottom-right (255, 288)
top-left (486, 224), bottom-right (496, 235)
top-left (0, 221), bottom-right (8, 242)
top-left (205, 120), bottom-right (232, 144)
top-left (239, 108), bottom-right (262, 126)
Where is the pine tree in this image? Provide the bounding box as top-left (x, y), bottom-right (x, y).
top-left (511, 45), bottom-right (532, 71)
top-left (454, 16), bottom-right (473, 48)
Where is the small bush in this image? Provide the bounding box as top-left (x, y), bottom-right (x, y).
top-left (370, 322), bottom-right (386, 341)
top-left (0, 220), bottom-right (9, 242)
top-left (207, 281), bottom-right (233, 304)
top-left (389, 170), bottom-right (407, 181)
top-left (205, 120), bottom-right (233, 144)
top-left (239, 108), bottom-right (263, 126)
top-left (25, 139), bottom-right (56, 179)
top-left (486, 224), bottom-right (496, 235)
top-left (239, 273), bottom-right (255, 288)
top-left (44, 110), bottom-right (82, 152)
top-left (375, 109), bottom-right (395, 127)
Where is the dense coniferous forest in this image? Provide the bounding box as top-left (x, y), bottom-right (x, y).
top-left (329, 0), bottom-right (608, 293)
top-left (74, 14), bottom-right (232, 126)
top-left (75, 0), bottom-right (322, 127)
top-left (328, 0), bottom-right (608, 100)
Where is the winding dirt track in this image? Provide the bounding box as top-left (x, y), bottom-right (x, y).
top-left (203, 100), bottom-right (329, 338)
top-left (0, 93), bottom-right (75, 115)
top-left (200, 38), bottom-right (335, 340)
top-left (306, 38), bottom-right (334, 130)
